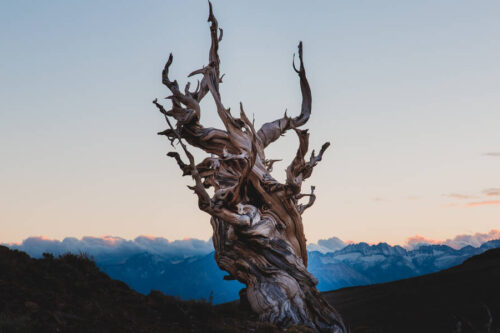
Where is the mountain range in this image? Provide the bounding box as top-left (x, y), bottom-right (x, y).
top-left (6, 236), bottom-right (500, 304)
top-left (96, 238), bottom-right (500, 304)
top-left (309, 239), bottom-right (500, 292)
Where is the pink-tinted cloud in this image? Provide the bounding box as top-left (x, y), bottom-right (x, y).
top-left (482, 188), bottom-right (500, 197)
top-left (405, 229), bottom-right (500, 249)
top-left (444, 193), bottom-right (477, 200)
top-left (7, 230), bottom-right (500, 257)
top-left (444, 189), bottom-right (500, 207)
top-left (466, 200), bottom-right (500, 207)
top-left (4, 235), bottom-right (214, 258)
top-left (405, 235), bottom-right (442, 248)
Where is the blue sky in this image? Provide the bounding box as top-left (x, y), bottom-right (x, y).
top-left (1, 0), bottom-right (499, 244)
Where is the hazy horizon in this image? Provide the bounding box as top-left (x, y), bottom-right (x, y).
top-left (5, 229), bottom-right (500, 255)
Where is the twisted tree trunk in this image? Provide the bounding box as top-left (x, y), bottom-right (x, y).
top-left (153, 3), bottom-right (346, 332)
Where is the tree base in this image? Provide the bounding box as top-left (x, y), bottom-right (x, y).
top-left (246, 275), bottom-right (346, 332)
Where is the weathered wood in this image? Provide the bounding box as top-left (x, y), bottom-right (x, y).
top-left (153, 3), bottom-right (346, 332)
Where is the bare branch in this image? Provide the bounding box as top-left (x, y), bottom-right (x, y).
top-left (297, 186), bottom-right (316, 214)
top-left (190, 0), bottom-right (223, 103)
top-left (292, 42), bottom-right (311, 127)
top-left (286, 127), bottom-right (330, 196)
top-left (156, 99), bottom-right (212, 211)
top-left (265, 159), bottom-right (282, 172)
top-left (286, 128), bottom-right (310, 195)
top-left (302, 141), bottom-right (330, 181)
top-left (162, 54), bottom-right (201, 119)
top-left (153, 99), bottom-right (176, 147)
top-left (257, 41), bottom-right (312, 148)
top-left (166, 152), bottom-right (191, 176)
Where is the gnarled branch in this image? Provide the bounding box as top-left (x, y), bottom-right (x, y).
top-left (297, 186), bottom-right (316, 214)
top-left (257, 41), bottom-right (312, 148)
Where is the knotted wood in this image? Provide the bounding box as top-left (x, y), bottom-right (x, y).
top-left (153, 3), bottom-right (346, 332)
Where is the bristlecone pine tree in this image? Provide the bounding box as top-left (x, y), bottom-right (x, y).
top-left (153, 3), bottom-right (346, 332)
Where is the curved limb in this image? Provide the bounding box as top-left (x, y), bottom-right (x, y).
top-left (257, 42), bottom-right (312, 148)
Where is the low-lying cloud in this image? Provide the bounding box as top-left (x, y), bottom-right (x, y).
top-left (308, 229), bottom-right (500, 253)
top-left (484, 152), bottom-right (500, 157)
top-left (444, 188), bottom-right (500, 207)
top-left (465, 200), bottom-right (500, 207)
top-left (405, 229), bottom-right (500, 250)
top-left (482, 188), bottom-right (500, 197)
top-left (444, 193), bottom-right (477, 200)
top-left (5, 235), bottom-right (214, 259)
top-left (6, 229), bottom-right (500, 258)
top-left (307, 236), bottom-right (347, 253)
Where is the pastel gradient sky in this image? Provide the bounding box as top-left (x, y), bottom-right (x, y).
top-left (1, 0), bottom-right (499, 244)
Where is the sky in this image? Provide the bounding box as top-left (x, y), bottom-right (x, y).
top-left (1, 0), bottom-right (499, 245)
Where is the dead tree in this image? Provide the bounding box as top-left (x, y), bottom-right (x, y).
top-left (153, 3), bottom-right (346, 332)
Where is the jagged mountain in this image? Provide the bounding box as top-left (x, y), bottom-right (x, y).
top-left (101, 252), bottom-right (244, 304)
top-left (310, 239), bottom-right (500, 291)
top-left (95, 239), bottom-right (500, 304)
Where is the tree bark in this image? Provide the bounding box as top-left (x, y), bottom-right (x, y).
top-left (153, 3), bottom-right (346, 332)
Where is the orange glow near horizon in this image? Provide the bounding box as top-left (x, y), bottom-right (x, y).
top-left (5, 230), bottom-right (500, 250)
top-left (466, 200), bottom-right (500, 207)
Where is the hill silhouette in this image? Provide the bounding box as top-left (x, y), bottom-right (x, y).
top-left (325, 247), bottom-right (500, 332)
top-left (0, 245), bottom-right (278, 332)
top-left (1, 245), bottom-right (499, 332)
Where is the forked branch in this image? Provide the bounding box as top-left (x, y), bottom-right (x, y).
top-left (297, 186), bottom-right (316, 214)
top-left (286, 127), bottom-right (330, 197)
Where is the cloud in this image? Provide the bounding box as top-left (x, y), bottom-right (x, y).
top-left (444, 189), bottom-right (500, 207)
top-left (307, 237), bottom-right (347, 253)
top-left (405, 235), bottom-right (438, 249)
top-left (405, 229), bottom-right (500, 250)
top-left (444, 193), bottom-right (477, 199)
top-left (483, 152), bottom-right (500, 157)
top-left (5, 235), bottom-right (214, 259)
top-left (465, 200), bottom-right (500, 207)
top-left (482, 188), bottom-right (500, 197)
top-left (7, 229), bottom-right (500, 258)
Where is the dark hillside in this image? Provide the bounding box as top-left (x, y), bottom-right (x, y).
top-left (0, 245), bottom-right (278, 332)
top-left (326, 248), bottom-right (500, 332)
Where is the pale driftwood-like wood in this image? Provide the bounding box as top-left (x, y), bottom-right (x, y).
top-left (153, 3), bottom-right (346, 332)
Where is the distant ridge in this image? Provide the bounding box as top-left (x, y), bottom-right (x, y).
top-left (309, 238), bottom-right (500, 292)
top-left (94, 238), bottom-right (500, 303)
top-left (5, 237), bottom-right (500, 304)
